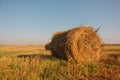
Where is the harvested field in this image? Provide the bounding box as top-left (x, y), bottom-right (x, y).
top-left (0, 45), bottom-right (120, 80)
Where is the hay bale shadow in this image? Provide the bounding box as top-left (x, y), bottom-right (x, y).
top-left (17, 54), bottom-right (53, 60)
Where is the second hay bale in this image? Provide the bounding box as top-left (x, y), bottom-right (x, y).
top-left (51, 26), bottom-right (102, 63)
top-left (45, 42), bottom-right (51, 50)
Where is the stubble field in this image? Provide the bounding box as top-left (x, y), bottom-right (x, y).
top-left (0, 45), bottom-right (120, 80)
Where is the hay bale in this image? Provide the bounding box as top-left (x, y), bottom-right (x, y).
top-left (50, 26), bottom-right (102, 63)
top-left (45, 42), bottom-right (51, 50)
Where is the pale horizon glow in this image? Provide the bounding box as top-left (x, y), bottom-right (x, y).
top-left (0, 0), bottom-right (120, 45)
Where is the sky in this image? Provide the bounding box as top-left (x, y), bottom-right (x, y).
top-left (0, 0), bottom-right (120, 45)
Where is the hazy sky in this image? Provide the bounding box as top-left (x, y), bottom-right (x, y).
top-left (0, 0), bottom-right (120, 45)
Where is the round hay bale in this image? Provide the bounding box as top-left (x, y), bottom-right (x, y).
top-left (45, 42), bottom-right (51, 50)
top-left (51, 26), bottom-right (102, 63)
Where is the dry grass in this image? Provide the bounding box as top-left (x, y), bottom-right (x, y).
top-left (0, 45), bottom-right (43, 53)
top-left (0, 45), bottom-right (120, 80)
top-left (50, 26), bottom-right (102, 63)
top-left (103, 44), bottom-right (120, 52)
top-left (0, 45), bottom-right (50, 57)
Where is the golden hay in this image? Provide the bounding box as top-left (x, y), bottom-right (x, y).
top-left (50, 26), bottom-right (102, 63)
top-left (45, 42), bottom-right (51, 50)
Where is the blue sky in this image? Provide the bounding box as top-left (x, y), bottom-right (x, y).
top-left (0, 0), bottom-right (120, 45)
